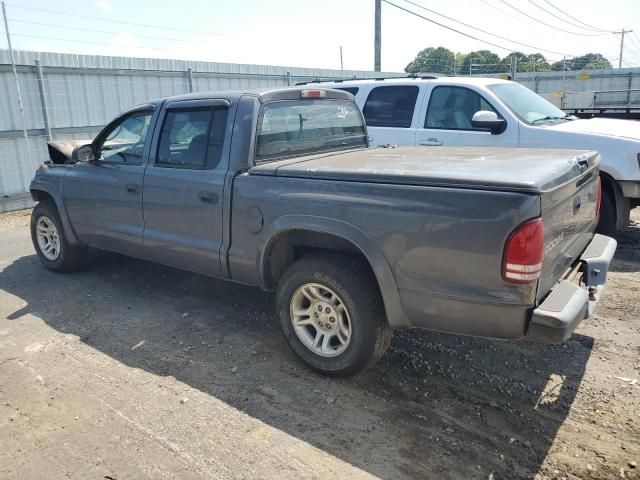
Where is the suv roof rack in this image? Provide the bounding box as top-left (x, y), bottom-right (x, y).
top-left (295, 74), bottom-right (438, 86)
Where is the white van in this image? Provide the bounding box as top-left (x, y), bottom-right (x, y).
top-left (314, 77), bottom-right (640, 234)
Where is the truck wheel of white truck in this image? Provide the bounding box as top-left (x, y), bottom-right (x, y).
top-left (276, 253), bottom-right (391, 376)
top-left (597, 186), bottom-right (617, 237)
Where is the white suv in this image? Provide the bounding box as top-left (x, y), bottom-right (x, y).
top-left (314, 76), bottom-right (640, 234)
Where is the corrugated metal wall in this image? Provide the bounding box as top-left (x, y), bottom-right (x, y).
top-left (0, 49), bottom-right (401, 197)
top-left (517, 67), bottom-right (640, 108)
top-left (2, 49), bottom-right (640, 198)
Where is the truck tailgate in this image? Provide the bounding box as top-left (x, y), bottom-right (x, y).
top-left (537, 152), bottom-right (600, 301)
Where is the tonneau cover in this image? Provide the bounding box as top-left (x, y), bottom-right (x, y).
top-left (250, 147), bottom-right (600, 193)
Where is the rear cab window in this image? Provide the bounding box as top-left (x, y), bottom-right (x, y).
top-left (255, 99), bottom-right (367, 161)
top-left (363, 85), bottom-right (419, 128)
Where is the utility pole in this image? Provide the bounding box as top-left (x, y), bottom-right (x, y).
top-left (340, 46), bottom-right (343, 71)
top-left (1, 1), bottom-right (32, 171)
top-left (615, 29), bottom-right (633, 68)
top-left (374, 0), bottom-right (381, 71)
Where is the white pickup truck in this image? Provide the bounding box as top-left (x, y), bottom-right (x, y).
top-left (313, 77), bottom-right (640, 234)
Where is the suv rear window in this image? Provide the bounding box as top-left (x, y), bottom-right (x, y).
top-left (255, 99), bottom-right (367, 161)
top-left (363, 86), bottom-right (419, 128)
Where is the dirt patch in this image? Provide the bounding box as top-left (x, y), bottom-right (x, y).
top-left (0, 209), bottom-right (638, 479)
top-left (0, 209), bottom-right (30, 230)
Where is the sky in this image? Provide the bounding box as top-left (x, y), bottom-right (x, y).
top-left (1, 0), bottom-right (640, 72)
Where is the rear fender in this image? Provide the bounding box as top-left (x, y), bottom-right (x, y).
top-left (259, 215), bottom-right (410, 328)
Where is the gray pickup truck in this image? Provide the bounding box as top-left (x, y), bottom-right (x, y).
top-left (30, 87), bottom-right (616, 376)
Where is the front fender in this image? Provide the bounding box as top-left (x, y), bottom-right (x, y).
top-left (30, 178), bottom-right (81, 246)
top-left (258, 215), bottom-right (410, 328)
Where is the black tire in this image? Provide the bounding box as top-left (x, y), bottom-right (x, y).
top-left (596, 185), bottom-right (617, 236)
top-left (30, 200), bottom-right (87, 272)
top-left (276, 253), bottom-right (391, 376)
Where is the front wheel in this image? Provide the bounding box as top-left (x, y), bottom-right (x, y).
top-left (30, 201), bottom-right (87, 272)
top-left (276, 254), bottom-right (391, 376)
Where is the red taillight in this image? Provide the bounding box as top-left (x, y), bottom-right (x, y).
top-left (503, 218), bottom-right (544, 284)
top-left (301, 89), bottom-right (326, 98)
top-left (596, 176), bottom-right (602, 218)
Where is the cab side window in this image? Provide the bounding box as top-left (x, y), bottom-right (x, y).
top-left (363, 86), bottom-right (419, 128)
top-left (98, 111), bottom-right (153, 165)
top-left (425, 86), bottom-right (499, 130)
top-left (156, 107), bottom-right (228, 169)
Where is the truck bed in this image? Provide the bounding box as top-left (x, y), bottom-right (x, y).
top-left (250, 146), bottom-right (599, 194)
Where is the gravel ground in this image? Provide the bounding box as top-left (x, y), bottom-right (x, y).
top-left (0, 208), bottom-right (638, 480)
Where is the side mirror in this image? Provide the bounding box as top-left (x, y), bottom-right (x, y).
top-left (471, 111), bottom-right (506, 134)
top-left (71, 144), bottom-right (97, 163)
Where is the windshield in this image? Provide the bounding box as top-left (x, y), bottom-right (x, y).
top-left (488, 83), bottom-right (569, 124)
top-left (255, 99), bottom-right (367, 161)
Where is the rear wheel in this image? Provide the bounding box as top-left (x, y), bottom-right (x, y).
top-left (276, 253), bottom-right (391, 376)
top-left (30, 201), bottom-right (87, 272)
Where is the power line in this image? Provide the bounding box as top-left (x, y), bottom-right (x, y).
top-left (497, 0), bottom-right (609, 37)
top-left (627, 32), bottom-right (640, 52)
top-left (527, 0), bottom-right (614, 34)
top-left (382, 0), bottom-right (521, 53)
top-left (540, 0), bottom-right (613, 33)
top-left (4, 2), bottom-right (222, 37)
top-left (400, 0), bottom-right (570, 58)
top-left (7, 32), bottom-right (179, 53)
top-left (9, 19), bottom-right (206, 44)
top-left (473, 0), bottom-right (528, 24)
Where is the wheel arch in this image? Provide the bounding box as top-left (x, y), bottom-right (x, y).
top-left (258, 215), bottom-right (410, 328)
top-left (30, 182), bottom-right (81, 245)
top-left (599, 170), bottom-right (630, 230)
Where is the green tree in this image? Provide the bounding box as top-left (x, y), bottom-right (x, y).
top-left (502, 52), bottom-right (551, 73)
top-left (522, 53), bottom-right (551, 72)
top-left (551, 53), bottom-right (612, 71)
top-left (460, 50), bottom-right (502, 74)
top-left (405, 47), bottom-right (455, 75)
top-left (454, 52), bottom-right (467, 74)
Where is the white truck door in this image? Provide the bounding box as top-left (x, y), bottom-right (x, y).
top-left (415, 85), bottom-right (518, 147)
top-left (361, 84), bottom-right (425, 147)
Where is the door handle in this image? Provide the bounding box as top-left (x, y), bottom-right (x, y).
top-left (418, 138), bottom-right (443, 146)
top-left (199, 191), bottom-right (219, 204)
top-left (126, 184), bottom-right (140, 194)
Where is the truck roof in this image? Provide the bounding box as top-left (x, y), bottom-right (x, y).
top-left (317, 76), bottom-right (513, 87)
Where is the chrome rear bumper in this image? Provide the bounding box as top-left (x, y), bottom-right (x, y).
top-left (526, 234), bottom-right (617, 343)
